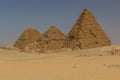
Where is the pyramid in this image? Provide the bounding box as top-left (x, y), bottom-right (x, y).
top-left (62, 9), bottom-right (111, 49)
top-left (14, 28), bottom-right (42, 49)
top-left (42, 25), bottom-right (66, 50)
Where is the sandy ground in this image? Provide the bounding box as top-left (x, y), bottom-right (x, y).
top-left (0, 46), bottom-right (120, 80)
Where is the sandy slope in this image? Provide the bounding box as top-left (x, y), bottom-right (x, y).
top-left (0, 46), bottom-right (120, 80)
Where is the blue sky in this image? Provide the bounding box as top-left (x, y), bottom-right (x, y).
top-left (0, 0), bottom-right (120, 46)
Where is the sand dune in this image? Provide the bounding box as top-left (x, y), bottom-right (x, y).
top-left (0, 45), bottom-right (120, 80)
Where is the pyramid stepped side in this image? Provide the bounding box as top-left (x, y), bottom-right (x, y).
top-left (14, 28), bottom-right (42, 49)
top-left (42, 25), bottom-right (66, 50)
top-left (62, 9), bottom-right (111, 49)
top-left (23, 41), bottom-right (45, 53)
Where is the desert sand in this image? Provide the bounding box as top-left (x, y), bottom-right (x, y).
top-left (0, 45), bottom-right (120, 80)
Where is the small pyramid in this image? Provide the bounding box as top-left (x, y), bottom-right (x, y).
top-left (14, 28), bottom-right (42, 49)
top-left (42, 25), bottom-right (65, 50)
top-left (62, 9), bottom-right (111, 49)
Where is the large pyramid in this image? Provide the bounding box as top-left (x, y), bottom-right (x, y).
top-left (14, 28), bottom-right (42, 49)
top-left (42, 25), bottom-right (65, 50)
top-left (62, 9), bottom-right (111, 49)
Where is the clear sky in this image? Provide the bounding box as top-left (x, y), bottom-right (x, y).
top-left (0, 0), bottom-right (120, 46)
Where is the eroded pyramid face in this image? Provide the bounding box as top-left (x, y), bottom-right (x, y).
top-left (42, 25), bottom-right (66, 50)
top-left (14, 28), bottom-right (42, 49)
top-left (62, 9), bottom-right (111, 49)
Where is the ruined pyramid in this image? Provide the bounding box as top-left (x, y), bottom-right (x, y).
top-left (62, 9), bottom-right (111, 49)
top-left (14, 28), bottom-right (42, 49)
top-left (42, 25), bottom-right (66, 50)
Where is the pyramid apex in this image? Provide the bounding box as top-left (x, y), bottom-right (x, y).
top-left (50, 25), bottom-right (57, 28)
top-left (82, 8), bottom-right (93, 15)
top-left (44, 25), bottom-right (60, 34)
top-left (25, 27), bottom-right (38, 31)
top-left (83, 8), bottom-right (89, 12)
top-left (49, 25), bottom-right (57, 30)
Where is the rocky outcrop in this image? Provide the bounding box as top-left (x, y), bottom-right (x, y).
top-left (23, 41), bottom-right (45, 53)
top-left (14, 28), bottom-right (42, 49)
top-left (62, 9), bottom-right (111, 49)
